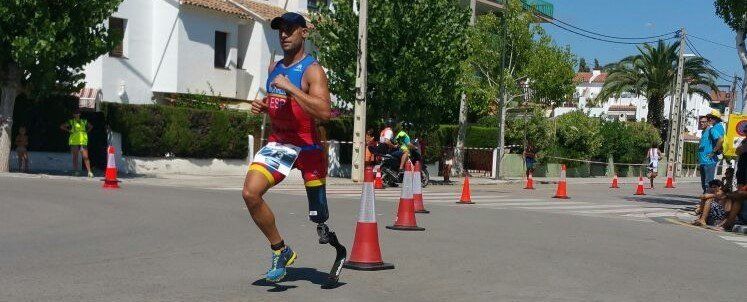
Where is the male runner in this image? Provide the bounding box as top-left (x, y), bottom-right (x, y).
top-left (244, 12), bottom-right (345, 283)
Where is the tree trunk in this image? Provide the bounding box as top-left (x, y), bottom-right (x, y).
top-left (454, 93), bottom-right (468, 176)
top-left (0, 63), bottom-right (22, 173)
top-left (647, 96), bottom-right (666, 139)
top-left (737, 23), bottom-right (747, 112)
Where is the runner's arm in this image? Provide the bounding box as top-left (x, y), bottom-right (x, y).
top-left (277, 64), bottom-right (331, 121)
top-left (60, 122), bottom-right (70, 132)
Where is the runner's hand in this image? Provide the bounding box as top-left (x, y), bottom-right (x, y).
top-left (271, 75), bottom-right (294, 91)
top-left (251, 97), bottom-right (268, 114)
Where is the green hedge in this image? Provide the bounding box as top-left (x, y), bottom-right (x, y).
top-left (102, 103), bottom-right (261, 159)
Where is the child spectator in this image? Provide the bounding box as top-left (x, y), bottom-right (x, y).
top-left (14, 126), bottom-right (29, 173)
top-left (693, 179), bottom-right (727, 227)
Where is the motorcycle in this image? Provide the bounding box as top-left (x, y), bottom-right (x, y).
top-left (370, 139), bottom-right (429, 188)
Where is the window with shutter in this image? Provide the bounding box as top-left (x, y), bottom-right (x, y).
top-left (109, 17), bottom-right (126, 58)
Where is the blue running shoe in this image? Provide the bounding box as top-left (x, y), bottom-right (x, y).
top-left (266, 246), bottom-right (297, 282)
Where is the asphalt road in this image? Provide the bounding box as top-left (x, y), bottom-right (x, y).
top-left (1, 175), bottom-right (746, 302)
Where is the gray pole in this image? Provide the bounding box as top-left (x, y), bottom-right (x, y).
top-left (494, 0), bottom-right (509, 180)
top-left (351, 0), bottom-right (368, 182)
top-left (666, 28), bottom-right (686, 174)
top-left (674, 81), bottom-right (688, 177)
top-left (455, 0), bottom-right (477, 177)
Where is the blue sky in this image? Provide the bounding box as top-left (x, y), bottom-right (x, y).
top-left (541, 0), bottom-right (740, 86)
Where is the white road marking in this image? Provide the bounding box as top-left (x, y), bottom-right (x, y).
top-left (519, 204), bottom-right (630, 210)
top-left (719, 235), bottom-right (747, 242)
top-left (575, 207), bottom-right (669, 214)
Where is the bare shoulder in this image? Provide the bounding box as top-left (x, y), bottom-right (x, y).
top-left (304, 62), bottom-right (328, 82)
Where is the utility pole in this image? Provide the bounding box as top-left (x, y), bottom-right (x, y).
top-left (351, 0), bottom-right (368, 182)
top-left (730, 75), bottom-right (738, 115)
top-left (494, 0), bottom-right (509, 180)
top-left (666, 27), bottom-right (686, 176)
top-left (674, 81), bottom-right (688, 177)
top-left (455, 0), bottom-right (477, 177)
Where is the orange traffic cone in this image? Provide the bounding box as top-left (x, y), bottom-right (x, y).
top-left (102, 146), bottom-right (120, 189)
top-left (524, 172), bottom-right (535, 190)
top-left (456, 175), bottom-right (475, 204)
top-left (344, 166), bottom-right (395, 271)
top-left (553, 164), bottom-right (570, 199)
top-left (374, 165), bottom-right (384, 189)
top-left (412, 162), bottom-right (430, 214)
top-left (387, 161), bottom-right (425, 231)
top-left (664, 163), bottom-right (675, 189)
top-left (634, 175), bottom-right (646, 195)
top-left (610, 174), bottom-right (619, 189)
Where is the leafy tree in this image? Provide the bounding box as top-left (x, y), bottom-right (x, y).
top-left (463, 4), bottom-right (576, 115)
top-left (578, 58), bottom-right (590, 72)
top-left (597, 40), bottom-right (718, 130)
top-left (715, 0), bottom-right (747, 109)
top-left (311, 0), bottom-right (470, 129)
top-left (546, 111), bottom-right (603, 163)
top-left (593, 58), bottom-right (601, 70)
top-left (598, 120), bottom-right (661, 164)
top-left (0, 0), bottom-right (122, 172)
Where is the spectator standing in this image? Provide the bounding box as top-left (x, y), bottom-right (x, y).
top-left (14, 126), bottom-right (29, 173)
top-left (698, 110), bottom-right (725, 193)
top-left (523, 143), bottom-right (537, 177)
top-left (60, 110), bottom-right (93, 177)
top-left (442, 145), bottom-right (454, 183)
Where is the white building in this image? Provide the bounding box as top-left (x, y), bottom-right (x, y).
top-left (554, 69), bottom-right (716, 135)
top-left (82, 0), bottom-right (326, 105)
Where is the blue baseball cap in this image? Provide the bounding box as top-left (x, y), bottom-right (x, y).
top-left (271, 12), bottom-right (307, 30)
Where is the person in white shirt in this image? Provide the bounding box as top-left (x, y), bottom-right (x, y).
top-left (646, 143), bottom-right (662, 189)
top-left (379, 119), bottom-right (396, 153)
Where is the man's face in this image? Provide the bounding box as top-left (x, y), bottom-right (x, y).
top-left (698, 118), bottom-right (708, 130)
top-left (278, 23), bottom-right (307, 52)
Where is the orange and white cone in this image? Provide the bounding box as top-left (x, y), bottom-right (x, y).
top-left (610, 174), bottom-right (619, 189)
top-left (412, 162), bottom-right (430, 214)
top-left (634, 175), bottom-right (646, 195)
top-left (664, 163), bottom-right (675, 189)
top-left (456, 175), bottom-right (475, 204)
top-left (102, 146), bottom-right (120, 189)
top-left (374, 165), bottom-right (384, 189)
top-left (524, 172), bottom-right (535, 190)
top-left (387, 161), bottom-right (425, 231)
top-left (552, 164), bottom-right (570, 199)
top-left (344, 166), bottom-right (395, 271)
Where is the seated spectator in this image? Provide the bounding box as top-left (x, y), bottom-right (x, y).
top-left (693, 180), bottom-right (727, 227)
top-left (722, 167), bottom-right (735, 193)
top-left (715, 190), bottom-right (747, 231)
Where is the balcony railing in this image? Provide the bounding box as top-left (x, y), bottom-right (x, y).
top-left (489, 0), bottom-right (554, 19)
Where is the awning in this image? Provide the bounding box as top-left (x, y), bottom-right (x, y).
top-left (73, 88), bottom-right (102, 110)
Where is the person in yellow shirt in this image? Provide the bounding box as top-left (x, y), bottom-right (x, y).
top-left (60, 110), bottom-right (93, 177)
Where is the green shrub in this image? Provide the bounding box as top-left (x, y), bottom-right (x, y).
top-left (598, 120), bottom-right (661, 164)
top-left (103, 103), bottom-right (261, 159)
top-left (545, 111), bottom-right (602, 166)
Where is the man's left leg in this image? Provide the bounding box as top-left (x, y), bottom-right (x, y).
top-left (299, 149), bottom-right (347, 281)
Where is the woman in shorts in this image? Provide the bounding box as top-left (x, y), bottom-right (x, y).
top-left (60, 110), bottom-right (93, 177)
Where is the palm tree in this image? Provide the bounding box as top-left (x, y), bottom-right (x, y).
top-left (597, 40), bottom-right (718, 130)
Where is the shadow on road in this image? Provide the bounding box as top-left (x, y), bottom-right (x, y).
top-left (251, 267), bottom-right (346, 291)
top-left (624, 196), bottom-right (697, 206)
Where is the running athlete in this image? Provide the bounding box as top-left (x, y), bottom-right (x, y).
top-left (244, 12), bottom-right (345, 284)
top-left (646, 143), bottom-right (661, 189)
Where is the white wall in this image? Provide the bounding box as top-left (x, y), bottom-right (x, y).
top-left (150, 0), bottom-right (181, 94)
top-left (177, 6), bottom-right (242, 96)
top-left (103, 0), bottom-right (155, 104)
top-left (244, 22), bottom-right (284, 98)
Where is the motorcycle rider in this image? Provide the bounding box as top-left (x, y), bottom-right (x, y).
top-left (379, 119), bottom-right (397, 154)
top-left (393, 122), bottom-right (417, 171)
